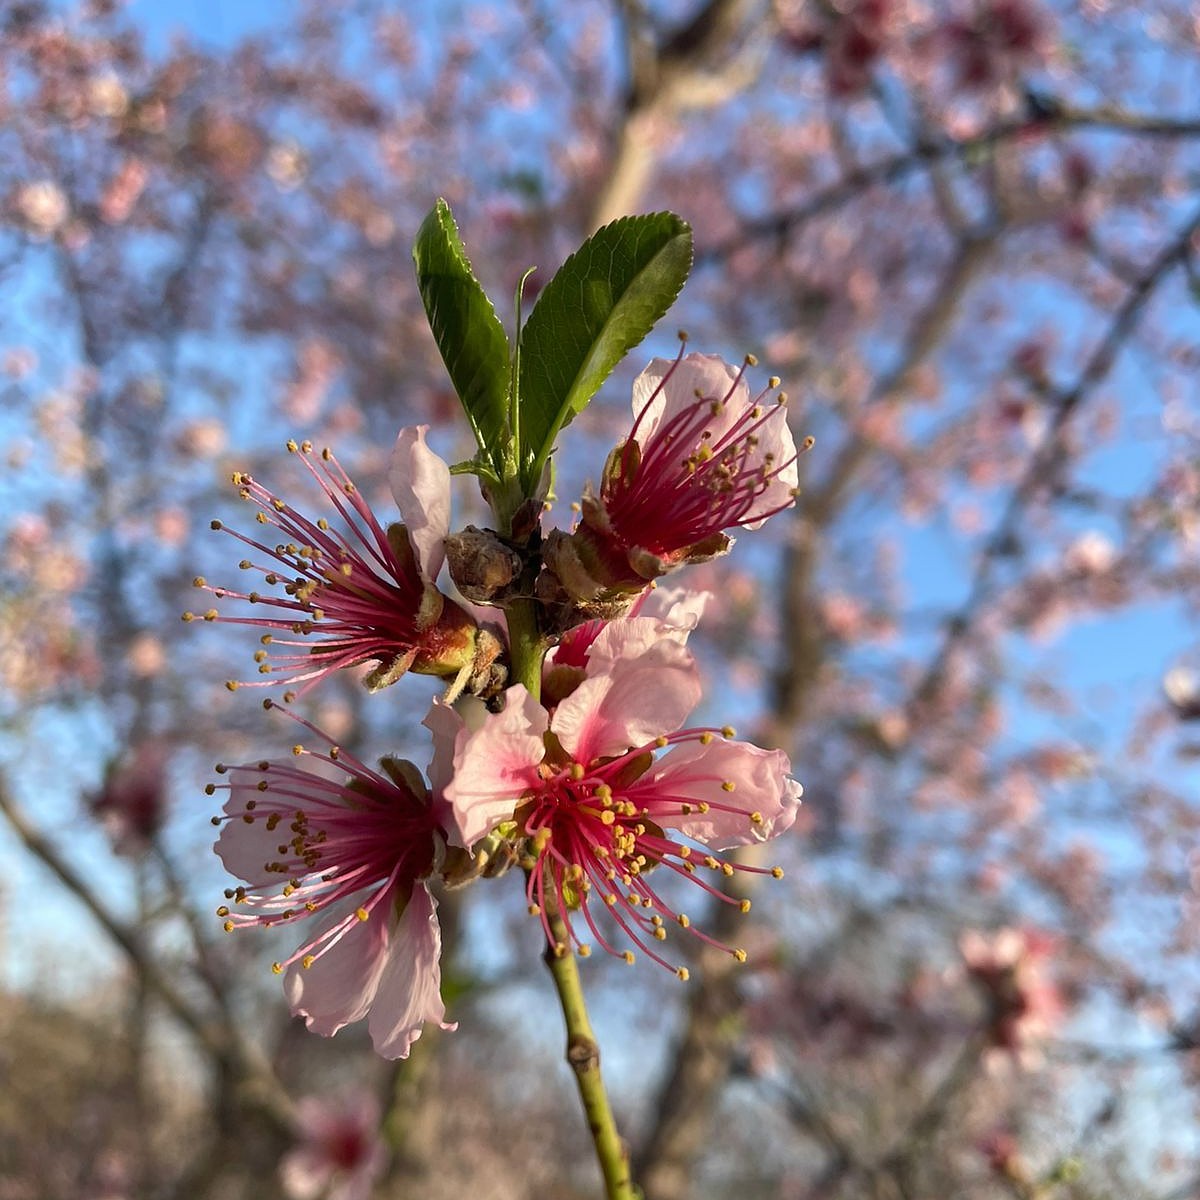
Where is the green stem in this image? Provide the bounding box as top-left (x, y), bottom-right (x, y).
top-left (543, 903), bottom-right (636, 1200)
top-left (501, 583), bottom-right (635, 1200)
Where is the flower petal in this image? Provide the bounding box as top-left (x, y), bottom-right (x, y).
top-left (646, 739), bottom-right (802, 849)
top-left (389, 425), bottom-right (451, 581)
top-left (637, 584), bottom-right (711, 631)
top-left (443, 685), bottom-right (547, 845)
top-left (283, 897), bottom-right (392, 1037)
top-left (368, 886), bottom-right (456, 1060)
top-left (214, 771), bottom-right (298, 884)
top-left (552, 639), bottom-right (700, 762)
top-left (632, 353), bottom-right (744, 443)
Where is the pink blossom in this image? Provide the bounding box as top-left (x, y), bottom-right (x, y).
top-left (279, 1092), bottom-right (386, 1200)
top-left (87, 740), bottom-right (170, 855)
top-left (188, 429), bottom-right (478, 696)
top-left (210, 704), bottom-right (455, 1059)
top-left (960, 926), bottom-right (1065, 1066)
top-left (443, 635), bottom-right (801, 973)
top-left (544, 351), bottom-right (802, 609)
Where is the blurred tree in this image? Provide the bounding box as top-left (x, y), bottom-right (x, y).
top-left (2, 1), bottom-right (1200, 1197)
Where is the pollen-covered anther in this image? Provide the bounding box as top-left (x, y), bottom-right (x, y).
top-left (355, 906), bottom-right (369, 922)
top-left (578, 944), bottom-right (592, 958)
top-left (739, 899), bottom-right (752, 913)
top-left (721, 725), bottom-right (736, 739)
top-left (732, 949), bottom-right (748, 963)
top-left (677, 967), bottom-right (690, 981)
top-left (271, 962), bottom-right (284, 975)
top-left (721, 780), bottom-right (736, 792)
top-left (771, 866), bottom-right (785, 879)
top-left (622, 951), bottom-right (635, 965)
top-left (528, 903), bottom-right (541, 916)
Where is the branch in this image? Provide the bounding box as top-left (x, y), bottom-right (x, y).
top-left (698, 101), bottom-right (1200, 267)
top-left (589, 0), bottom-right (769, 230)
top-left (0, 772), bottom-right (296, 1134)
top-left (908, 200), bottom-right (1200, 707)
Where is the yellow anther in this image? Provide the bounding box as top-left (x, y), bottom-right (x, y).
top-left (301, 440), bottom-right (313, 453)
top-left (768, 375), bottom-right (781, 388)
top-left (528, 903), bottom-right (541, 916)
top-left (216, 905), bottom-right (230, 917)
top-left (578, 944), bottom-right (592, 958)
top-left (600, 810), bottom-right (615, 826)
top-left (570, 762), bottom-right (584, 781)
top-left (302, 955), bottom-right (315, 969)
top-left (677, 967), bottom-right (690, 982)
top-left (286, 439), bottom-right (298, 452)
top-left (203, 609), bottom-right (218, 621)
top-left (653, 927), bottom-right (667, 941)
top-left (622, 951), bottom-right (635, 965)
top-left (605, 893), bottom-right (617, 907)
top-left (700, 732), bottom-right (713, 745)
top-left (322, 447), bottom-right (332, 461)
top-left (223, 920), bottom-right (234, 933)
top-left (732, 949), bottom-right (748, 963)
top-left (677, 914), bottom-right (691, 929)
top-left (721, 862), bottom-right (734, 876)
top-left (721, 780), bottom-right (735, 792)
top-left (740, 899), bottom-right (752, 913)
top-left (355, 906), bottom-right (369, 922)
top-left (271, 962), bottom-right (283, 974)
top-left (192, 576), bottom-right (206, 588)
top-left (745, 353), bottom-right (758, 367)
top-left (750, 811), bottom-right (763, 824)
top-left (721, 726), bottom-right (736, 739)
top-left (553, 941), bottom-right (568, 958)
top-left (655, 736), bottom-right (668, 748)
top-left (771, 866), bottom-right (784, 879)
top-left (292, 744), bottom-right (304, 756)
top-left (678, 845), bottom-right (691, 859)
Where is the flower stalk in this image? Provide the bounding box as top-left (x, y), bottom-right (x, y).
top-left (504, 590), bottom-right (635, 1200)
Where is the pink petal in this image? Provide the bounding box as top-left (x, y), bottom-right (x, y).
top-left (632, 353), bottom-right (744, 442)
top-left (421, 698), bottom-right (463, 832)
top-left (741, 403), bottom-right (799, 529)
top-left (279, 1147), bottom-right (334, 1200)
top-left (648, 740), bottom-right (802, 849)
top-left (367, 886), bottom-right (456, 1059)
top-left (638, 584), bottom-right (711, 631)
top-left (552, 640), bottom-right (700, 763)
top-left (283, 897), bottom-right (392, 1037)
top-left (388, 425), bottom-right (451, 581)
top-left (214, 775), bottom-right (297, 883)
top-left (443, 685), bottom-right (547, 845)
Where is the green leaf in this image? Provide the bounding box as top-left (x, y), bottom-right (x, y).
top-left (412, 199), bottom-right (512, 473)
top-left (517, 212), bottom-right (693, 487)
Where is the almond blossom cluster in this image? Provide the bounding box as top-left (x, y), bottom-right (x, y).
top-left (199, 344), bottom-right (805, 1061)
